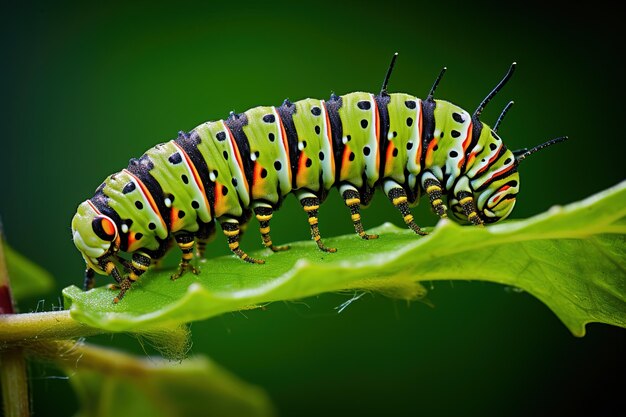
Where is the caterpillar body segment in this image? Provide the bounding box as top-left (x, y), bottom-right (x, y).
top-left (71, 58), bottom-right (566, 301)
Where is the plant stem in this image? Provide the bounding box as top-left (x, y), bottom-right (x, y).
top-left (0, 310), bottom-right (102, 344)
top-left (29, 339), bottom-right (177, 374)
top-left (0, 235), bottom-right (15, 315)
top-left (0, 234), bottom-right (29, 417)
top-left (0, 348), bottom-right (29, 417)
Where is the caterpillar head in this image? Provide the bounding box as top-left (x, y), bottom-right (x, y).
top-left (448, 171), bottom-right (520, 224)
top-left (447, 135), bottom-right (567, 224)
top-left (71, 200), bottom-right (120, 273)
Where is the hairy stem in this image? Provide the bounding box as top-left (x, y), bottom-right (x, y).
top-left (29, 339), bottom-right (178, 374)
top-left (0, 310), bottom-right (103, 344)
top-left (0, 235), bottom-right (29, 417)
top-left (0, 348), bottom-right (29, 417)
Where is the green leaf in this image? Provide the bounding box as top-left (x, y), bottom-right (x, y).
top-left (65, 351), bottom-right (274, 417)
top-left (4, 243), bottom-right (54, 301)
top-left (64, 181), bottom-right (626, 336)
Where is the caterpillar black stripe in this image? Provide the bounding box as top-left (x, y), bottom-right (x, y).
top-left (71, 54), bottom-right (567, 302)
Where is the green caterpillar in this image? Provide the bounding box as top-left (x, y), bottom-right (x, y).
top-left (71, 54), bottom-right (566, 302)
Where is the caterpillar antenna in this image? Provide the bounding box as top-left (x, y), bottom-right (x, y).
top-left (474, 62), bottom-right (516, 119)
top-left (493, 101), bottom-right (515, 133)
top-left (514, 136), bottom-right (568, 163)
top-left (427, 67), bottom-right (447, 100)
top-left (380, 52), bottom-right (399, 95)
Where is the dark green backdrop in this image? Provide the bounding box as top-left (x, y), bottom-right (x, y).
top-left (1, 1), bottom-right (624, 416)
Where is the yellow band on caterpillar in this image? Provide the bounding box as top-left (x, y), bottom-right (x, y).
top-left (223, 229), bottom-right (239, 237)
top-left (131, 261), bottom-right (149, 271)
top-left (256, 214), bottom-right (272, 222)
top-left (129, 272), bottom-right (139, 281)
top-left (303, 205), bottom-right (319, 212)
top-left (182, 253), bottom-right (193, 260)
top-left (345, 198), bottom-right (360, 206)
top-left (459, 196), bottom-right (473, 205)
top-left (179, 242), bottom-right (194, 249)
top-left (259, 226), bottom-right (270, 234)
top-left (468, 211), bottom-right (479, 220)
top-left (351, 213), bottom-right (361, 222)
top-left (314, 235), bottom-right (321, 241)
top-left (392, 196), bottom-right (407, 206)
top-left (426, 185), bottom-right (441, 194)
top-left (228, 242), bottom-right (240, 250)
top-left (431, 198), bottom-right (442, 206)
top-left (105, 262), bottom-right (115, 274)
top-left (403, 214), bottom-right (414, 223)
top-left (308, 216), bottom-right (318, 225)
top-left (264, 240), bottom-right (273, 247)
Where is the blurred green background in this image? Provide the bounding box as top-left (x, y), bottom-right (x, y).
top-left (1, 1), bottom-right (624, 416)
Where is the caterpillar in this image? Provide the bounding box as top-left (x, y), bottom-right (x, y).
top-left (71, 54), bottom-right (567, 302)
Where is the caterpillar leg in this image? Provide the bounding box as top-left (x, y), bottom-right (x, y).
top-left (171, 233), bottom-right (200, 280)
top-left (383, 181), bottom-right (428, 236)
top-left (83, 267), bottom-right (95, 291)
top-left (457, 191), bottom-right (484, 226)
top-left (298, 192), bottom-right (336, 252)
top-left (98, 257), bottom-right (124, 284)
top-left (220, 219), bottom-right (265, 264)
top-left (422, 172), bottom-right (448, 219)
top-left (114, 252), bottom-right (152, 303)
top-left (150, 236), bottom-right (174, 270)
top-left (340, 184), bottom-right (379, 240)
top-left (195, 221), bottom-right (217, 259)
top-left (113, 255), bottom-right (132, 271)
top-left (195, 237), bottom-right (210, 259)
top-left (254, 203), bottom-right (290, 252)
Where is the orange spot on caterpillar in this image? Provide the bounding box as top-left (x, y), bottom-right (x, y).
top-left (340, 145), bottom-right (352, 180)
top-left (298, 152), bottom-right (308, 172)
top-left (214, 182), bottom-right (222, 206)
top-left (127, 233), bottom-right (137, 251)
top-left (458, 121), bottom-right (474, 169)
top-left (251, 161), bottom-right (269, 200)
top-left (466, 151), bottom-right (477, 169)
top-left (415, 102), bottom-right (423, 165)
top-left (322, 101), bottom-right (336, 176)
top-left (169, 207), bottom-right (184, 233)
top-left (101, 217), bottom-right (116, 236)
top-left (385, 141), bottom-right (396, 176)
top-left (296, 152), bottom-right (309, 188)
top-left (425, 137), bottom-right (439, 167)
top-left (492, 185), bottom-right (512, 204)
top-left (462, 122), bottom-right (473, 152)
top-left (213, 181), bottom-right (228, 217)
top-left (253, 161), bottom-right (264, 185)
